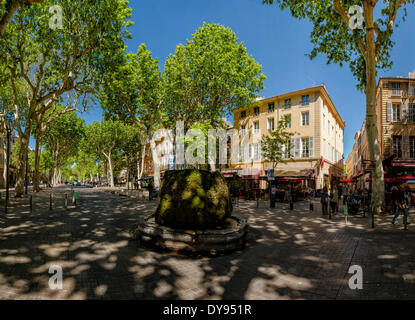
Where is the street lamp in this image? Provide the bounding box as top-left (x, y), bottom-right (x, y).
top-left (5, 118), bottom-right (12, 211)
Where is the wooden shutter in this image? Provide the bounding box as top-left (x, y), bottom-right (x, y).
top-left (309, 137), bottom-right (314, 157)
top-left (402, 102), bottom-right (407, 122)
top-left (295, 138), bottom-right (301, 158)
top-left (386, 102), bottom-right (392, 122)
top-left (290, 138), bottom-right (295, 158)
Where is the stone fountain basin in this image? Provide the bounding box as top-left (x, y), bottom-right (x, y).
top-left (134, 215), bottom-right (248, 253)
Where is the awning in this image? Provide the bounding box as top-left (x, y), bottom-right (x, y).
top-left (275, 169), bottom-right (314, 179)
top-left (392, 162), bottom-right (415, 167)
top-left (339, 179), bottom-right (356, 183)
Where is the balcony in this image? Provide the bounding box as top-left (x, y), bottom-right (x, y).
top-left (391, 89), bottom-right (402, 97)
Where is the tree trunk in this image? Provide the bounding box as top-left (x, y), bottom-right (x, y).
top-left (150, 139), bottom-right (160, 189)
top-left (2, 136), bottom-right (7, 188)
top-left (107, 151), bottom-right (114, 188)
top-left (365, 4), bottom-right (385, 213)
top-left (15, 131), bottom-right (31, 198)
top-left (33, 128), bottom-right (43, 192)
top-left (139, 144), bottom-right (146, 179)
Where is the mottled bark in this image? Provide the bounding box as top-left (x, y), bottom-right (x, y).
top-left (15, 130), bottom-right (31, 198)
top-left (364, 3), bottom-right (385, 213)
top-left (150, 139), bottom-right (160, 189)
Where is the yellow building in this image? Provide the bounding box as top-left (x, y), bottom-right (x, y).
top-left (232, 85), bottom-right (345, 190)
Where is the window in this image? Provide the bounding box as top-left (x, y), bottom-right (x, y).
top-left (301, 112), bottom-right (310, 126)
top-left (268, 103), bottom-right (275, 113)
top-left (302, 95), bottom-right (310, 106)
top-left (254, 107), bottom-right (260, 116)
top-left (241, 111), bottom-right (246, 120)
top-left (327, 143), bottom-right (331, 160)
top-left (253, 121), bottom-right (260, 134)
top-left (328, 120), bottom-right (331, 134)
top-left (267, 118), bottom-right (274, 131)
top-left (323, 114), bottom-right (326, 130)
top-left (393, 136), bottom-right (402, 158)
top-left (411, 137), bottom-right (415, 159)
top-left (285, 139), bottom-right (294, 159)
top-left (383, 81), bottom-right (388, 89)
top-left (409, 103), bottom-right (415, 122)
top-left (302, 138), bottom-right (310, 158)
top-left (284, 99), bottom-right (291, 109)
top-left (283, 115), bottom-right (291, 128)
top-left (392, 104), bottom-right (401, 122)
top-left (241, 125), bottom-right (246, 136)
top-left (392, 82), bottom-right (401, 96)
top-left (253, 143), bottom-right (261, 160)
top-left (323, 139), bottom-right (326, 157)
top-left (301, 137), bottom-right (313, 158)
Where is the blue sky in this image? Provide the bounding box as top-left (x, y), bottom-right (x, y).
top-left (79, 0), bottom-right (415, 159)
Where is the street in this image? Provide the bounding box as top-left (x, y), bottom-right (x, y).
top-left (0, 186), bottom-right (414, 300)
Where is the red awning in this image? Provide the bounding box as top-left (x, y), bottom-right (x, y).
top-left (394, 175), bottom-right (415, 181)
top-left (339, 179), bottom-right (356, 183)
top-left (392, 162), bottom-right (415, 167)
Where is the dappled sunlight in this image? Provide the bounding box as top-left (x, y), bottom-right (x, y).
top-left (1, 187), bottom-right (415, 300)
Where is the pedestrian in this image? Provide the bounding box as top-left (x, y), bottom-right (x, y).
top-left (392, 182), bottom-right (409, 225)
top-left (321, 186), bottom-right (329, 216)
top-left (343, 185), bottom-right (348, 205)
top-left (148, 180), bottom-right (153, 201)
top-left (330, 186), bottom-right (338, 215)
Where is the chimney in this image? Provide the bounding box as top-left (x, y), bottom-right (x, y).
top-left (409, 71), bottom-right (415, 79)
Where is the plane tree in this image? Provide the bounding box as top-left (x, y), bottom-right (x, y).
top-left (262, 0), bottom-right (414, 213)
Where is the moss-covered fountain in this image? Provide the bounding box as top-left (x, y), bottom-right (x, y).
top-left (135, 169), bottom-right (248, 253)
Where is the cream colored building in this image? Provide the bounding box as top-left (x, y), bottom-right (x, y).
top-left (232, 85), bottom-right (345, 189)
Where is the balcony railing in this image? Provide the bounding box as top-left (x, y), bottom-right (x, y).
top-left (391, 89), bottom-right (402, 97)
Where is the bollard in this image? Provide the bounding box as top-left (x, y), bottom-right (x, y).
top-left (50, 193), bottom-right (53, 211)
top-left (309, 201), bottom-right (314, 211)
top-left (65, 194), bottom-right (68, 209)
top-left (30, 195), bottom-right (33, 212)
top-left (257, 198), bottom-right (259, 208)
top-left (290, 201), bottom-right (294, 211)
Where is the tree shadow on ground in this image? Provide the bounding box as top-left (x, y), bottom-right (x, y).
top-left (1, 190), bottom-right (415, 300)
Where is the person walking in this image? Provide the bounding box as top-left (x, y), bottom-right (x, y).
top-left (330, 186), bottom-right (338, 215)
top-left (321, 186), bottom-right (329, 216)
top-left (148, 180), bottom-right (154, 201)
top-left (392, 182), bottom-right (408, 225)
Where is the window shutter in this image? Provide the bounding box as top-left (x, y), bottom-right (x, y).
top-left (309, 137), bottom-right (314, 157)
top-left (386, 102), bottom-right (392, 122)
top-left (402, 102), bottom-right (407, 122)
top-left (290, 138), bottom-right (295, 158)
top-left (295, 138), bottom-right (301, 158)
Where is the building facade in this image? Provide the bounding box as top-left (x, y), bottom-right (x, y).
top-left (348, 71), bottom-right (415, 184)
top-left (232, 85), bottom-right (345, 190)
